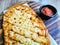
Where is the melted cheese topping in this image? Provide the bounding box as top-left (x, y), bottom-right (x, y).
top-left (3, 3), bottom-right (49, 45)
top-left (8, 9), bottom-right (46, 44)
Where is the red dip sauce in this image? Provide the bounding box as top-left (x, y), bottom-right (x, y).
top-left (42, 7), bottom-right (53, 16)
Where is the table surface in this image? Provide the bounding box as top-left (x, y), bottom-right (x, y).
top-left (0, 0), bottom-right (60, 45)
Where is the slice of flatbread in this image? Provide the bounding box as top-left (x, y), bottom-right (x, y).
top-left (3, 3), bottom-right (50, 45)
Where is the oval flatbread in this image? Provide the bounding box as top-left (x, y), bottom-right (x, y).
top-left (3, 3), bottom-right (50, 45)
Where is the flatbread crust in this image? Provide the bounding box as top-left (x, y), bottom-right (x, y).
top-left (3, 3), bottom-right (50, 45)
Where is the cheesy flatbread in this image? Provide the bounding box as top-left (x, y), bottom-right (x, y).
top-left (3, 3), bottom-right (50, 45)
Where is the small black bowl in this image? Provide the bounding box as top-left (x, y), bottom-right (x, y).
top-left (39, 5), bottom-right (57, 20)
